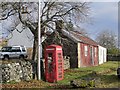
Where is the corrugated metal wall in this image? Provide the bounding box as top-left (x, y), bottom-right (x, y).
top-left (79, 43), bottom-right (98, 67)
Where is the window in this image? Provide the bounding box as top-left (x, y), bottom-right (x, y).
top-left (1, 47), bottom-right (12, 52)
top-left (12, 47), bottom-right (21, 52)
top-left (84, 46), bottom-right (88, 56)
top-left (58, 53), bottom-right (62, 58)
top-left (47, 53), bottom-right (53, 73)
top-left (58, 53), bottom-right (62, 63)
top-left (22, 47), bottom-right (26, 52)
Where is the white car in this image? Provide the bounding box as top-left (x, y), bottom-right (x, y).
top-left (0, 45), bottom-right (28, 60)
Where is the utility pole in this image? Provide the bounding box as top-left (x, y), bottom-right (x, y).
top-left (38, 0), bottom-right (41, 80)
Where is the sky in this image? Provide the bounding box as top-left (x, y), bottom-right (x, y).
top-left (0, 1), bottom-right (118, 41)
top-left (80, 2), bottom-right (118, 40)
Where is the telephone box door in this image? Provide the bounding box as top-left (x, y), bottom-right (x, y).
top-left (45, 52), bottom-right (56, 82)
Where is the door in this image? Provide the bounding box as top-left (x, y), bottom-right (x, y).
top-left (9, 48), bottom-right (16, 58)
top-left (11, 47), bottom-right (21, 58)
top-left (47, 53), bottom-right (55, 82)
top-left (15, 47), bottom-right (22, 58)
top-left (103, 50), bottom-right (105, 63)
top-left (90, 47), bottom-right (94, 65)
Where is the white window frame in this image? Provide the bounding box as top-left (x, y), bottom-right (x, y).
top-left (84, 46), bottom-right (88, 56)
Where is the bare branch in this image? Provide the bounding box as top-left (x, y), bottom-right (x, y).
top-left (0, 9), bottom-right (16, 20)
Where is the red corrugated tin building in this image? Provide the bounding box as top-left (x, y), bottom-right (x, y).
top-left (62, 31), bottom-right (99, 68)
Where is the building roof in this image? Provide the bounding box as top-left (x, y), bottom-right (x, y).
top-left (42, 25), bottom-right (98, 46)
top-left (71, 31), bottom-right (98, 46)
top-left (62, 30), bottom-right (98, 46)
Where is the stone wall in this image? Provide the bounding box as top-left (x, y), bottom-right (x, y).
top-left (0, 60), bottom-right (33, 83)
top-left (63, 56), bottom-right (70, 70)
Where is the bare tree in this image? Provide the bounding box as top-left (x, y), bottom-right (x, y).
top-left (40, 1), bottom-right (90, 34)
top-left (0, 2), bottom-right (38, 60)
top-left (0, 1), bottom-right (90, 61)
top-left (96, 30), bottom-right (117, 49)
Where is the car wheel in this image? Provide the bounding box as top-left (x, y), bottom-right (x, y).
top-left (117, 68), bottom-right (120, 79)
top-left (19, 55), bottom-right (24, 60)
top-left (4, 55), bottom-right (9, 60)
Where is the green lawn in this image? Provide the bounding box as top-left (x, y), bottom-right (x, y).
top-left (55, 61), bottom-right (120, 88)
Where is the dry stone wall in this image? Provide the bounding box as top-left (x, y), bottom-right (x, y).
top-left (0, 60), bottom-right (33, 83)
top-left (63, 56), bottom-right (70, 70)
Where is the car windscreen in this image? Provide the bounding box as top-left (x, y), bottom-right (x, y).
top-left (1, 47), bottom-right (12, 52)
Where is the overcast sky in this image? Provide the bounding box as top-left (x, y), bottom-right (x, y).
top-left (80, 2), bottom-right (118, 40)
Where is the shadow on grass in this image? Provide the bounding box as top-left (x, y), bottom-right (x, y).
top-left (73, 71), bottom-right (120, 88)
top-left (100, 74), bottom-right (120, 87)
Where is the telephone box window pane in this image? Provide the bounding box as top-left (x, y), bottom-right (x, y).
top-left (58, 60), bottom-right (62, 62)
top-left (57, 53), bottom-right (62, 79)
top-left (47, 53), bottom-right (53, 73)
top-left (58, 53), bottom-right (62, 58)
top-left (48, 53), bottom-right (52, 58)
top-left (59, 76), bottom-right (62, 78)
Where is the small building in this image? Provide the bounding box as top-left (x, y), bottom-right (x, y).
top-left (64, 31), bottom-right (99, 68)
top-left (8, 23), bottom-right (34, 48)
top-left (98, 45), bottom-right (107, 64)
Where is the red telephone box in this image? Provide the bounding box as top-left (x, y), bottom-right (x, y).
top-left (45, 44), bottom-right (64, 83)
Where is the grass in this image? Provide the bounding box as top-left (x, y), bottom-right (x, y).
top-left (55, 61), bottom-right (120, 88)
top-left (2, 61), bottom-right (120, 88)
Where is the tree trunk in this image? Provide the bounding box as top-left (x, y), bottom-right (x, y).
top-left (32, 38), bottom-right (38, 61)
top-left (32, 37), bottom-right (38, 80)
